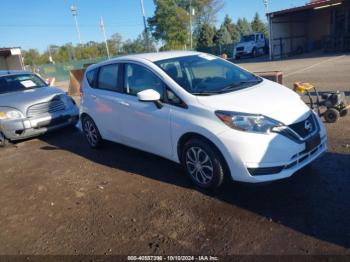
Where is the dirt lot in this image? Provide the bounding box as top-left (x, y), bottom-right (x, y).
top-left (0, 54), bottom-right (350, 256)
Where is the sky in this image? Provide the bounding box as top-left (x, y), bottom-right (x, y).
top-left (0, 0), bottom-right (307, 52)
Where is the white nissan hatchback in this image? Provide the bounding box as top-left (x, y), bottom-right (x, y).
top-left (80, 51), bottom-right (327, 189)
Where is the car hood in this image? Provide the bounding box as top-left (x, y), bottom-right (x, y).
top-left (0, 86), bottom-right (65, 113)
top-left (196, 79), bottom-right (310, 125)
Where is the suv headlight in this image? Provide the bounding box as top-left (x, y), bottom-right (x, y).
top-left (215, 111), bottom-right (283, 133)
top-left (59, 94), bottom-right (75, 107)
top-left (0, 108), bottom-right (24, 120)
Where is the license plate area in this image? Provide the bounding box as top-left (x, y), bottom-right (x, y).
top-left (305, 134), bottom-right (321, 152)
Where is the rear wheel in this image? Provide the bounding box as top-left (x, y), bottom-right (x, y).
top-left (324, 108), bottom-right (340, 123)
top-left (81, 115), bottom-right (103, 148)
top-left (181, 138), bottom-right (225, 189)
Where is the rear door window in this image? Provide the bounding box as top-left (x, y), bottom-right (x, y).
top-left (97, 64), bottom-right (121, 92)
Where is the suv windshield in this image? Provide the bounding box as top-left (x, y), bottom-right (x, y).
top-left (241, 35), bottom-right (255, 42)
top-left (0, 74), bottom-right (47, 94)
top-left (155, 54), bottom-right (262, 95)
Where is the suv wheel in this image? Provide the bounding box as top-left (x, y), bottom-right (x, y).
top-left (82, 115), bottom-right (102, 148)
top-left (182, 138), bottom-right (225, 189)
top-left (252, 47), bottom-right (257, 57)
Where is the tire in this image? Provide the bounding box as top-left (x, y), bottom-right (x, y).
top-left (0, 132), bottom-right (10, 147)
top-left (340, 109), bottom-right (348, 117)
top-left (252, 48), bottom-right (257, 57)
top-left (181, 138), bottom-right (225, 189)
top-left (324, 108), bottom-right (340, 123)
top-left (81, 115), bottom-right (103, 148)
top-left (235, 55), bottom-right (240, 60)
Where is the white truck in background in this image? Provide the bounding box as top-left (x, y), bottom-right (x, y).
top-left (235, 33), bottom-right (267, 59)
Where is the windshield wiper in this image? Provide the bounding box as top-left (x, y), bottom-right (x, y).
top-left (191, 92), bottom-right (221, 96)
top-left (221, 80), bottom-right (262, 92)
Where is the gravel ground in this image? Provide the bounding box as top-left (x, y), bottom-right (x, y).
top-left (0, 54), bottom-right (349, 256)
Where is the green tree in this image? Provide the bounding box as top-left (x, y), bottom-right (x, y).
top-left (222, 15), bottom-right (240, 43)
top-left (148, 0), bottom-right (224, 49)
top-left (23, 49), bottom-right (41, 65)
top-left (148, 0), bottom-right (189, 50)
top-left (236, 18), bottom-right (252, 36)
top-left (251, 12), bottom-right (268, 37)
top-left (108, 33), bottom-right (123, 56)
top-left (122, 32), bottom-right (157, 54)
top-left (197, 23), bottom-right (215, 48)
top-left (214, 25), bottom-right (232, 45)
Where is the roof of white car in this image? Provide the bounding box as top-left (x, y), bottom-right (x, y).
top-left (111, 51), bottom-right (202, 62)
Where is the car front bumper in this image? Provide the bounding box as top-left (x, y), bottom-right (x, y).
top-left (214, 116), bottom-right (327, 183)
top-left (0, 107), bottom-right (79, 141)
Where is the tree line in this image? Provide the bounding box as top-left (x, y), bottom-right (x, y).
top-left (23, 32), bottom-right (156, 66)
top-left (23, 0), bottom-right (268, 66)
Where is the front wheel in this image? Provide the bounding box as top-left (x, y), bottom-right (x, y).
top-left (81, 115), bottom-right (103, 148)
top-left (182, 138), bottom-right (225, 189)
top-left (252, 48), bottom-right (257, 57)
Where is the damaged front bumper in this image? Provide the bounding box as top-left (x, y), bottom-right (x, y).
top-left (0, 107), bottom-right (79, 141)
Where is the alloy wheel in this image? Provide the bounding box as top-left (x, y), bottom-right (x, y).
top-left (83, 118), bottom-right (98, 147)
top-left (185, 146), bottom-right (214, 185)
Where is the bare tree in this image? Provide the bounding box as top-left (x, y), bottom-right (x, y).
top-left (195, 0), bottom-right (225, 26)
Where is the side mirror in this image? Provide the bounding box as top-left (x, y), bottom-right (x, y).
top-left (137, 89), bottom-right (163, 109)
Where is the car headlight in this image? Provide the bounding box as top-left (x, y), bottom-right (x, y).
top-left (0, 109), bottom-right (24, 120)
top-left (215, 111), bottom-right (283, 133)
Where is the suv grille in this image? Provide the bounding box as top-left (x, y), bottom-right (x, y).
top-left (27, 97), bottom-right (66, 118)
top-left (236, 47), bottom-right (244, 51)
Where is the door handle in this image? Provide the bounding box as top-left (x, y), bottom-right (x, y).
top-left (119, 101), bottom-right (130, 107)
top-left (91, 95), bottom-right (97, 100)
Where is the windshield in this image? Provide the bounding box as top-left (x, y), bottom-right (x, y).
top-left (155, 54), bottom-right (262, 95)
top-left (0, 74), bottom-right (47, 94)
top-left (241, 35), bottom-right (255, 42)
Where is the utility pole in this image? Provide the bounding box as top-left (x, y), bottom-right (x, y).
top-left (263, 0), bottom-right (273, 60)
top-left (70, 4), bottom-right (82, 44)
top-left (263, 0), bottom-right (269, 13)
top-left (100, 16), bottom-right (110, 59)
top-left (140, 0), bottom-right (150, 52)
top-left (189, 0), bottom-right (194, 50)
top-left (48, 46), bottom-right (55, 64)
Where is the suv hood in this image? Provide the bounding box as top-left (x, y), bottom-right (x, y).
top-left (196, 79), bottom-right (310, 125)
top-left (0, 86), bottom-right (65, 113)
